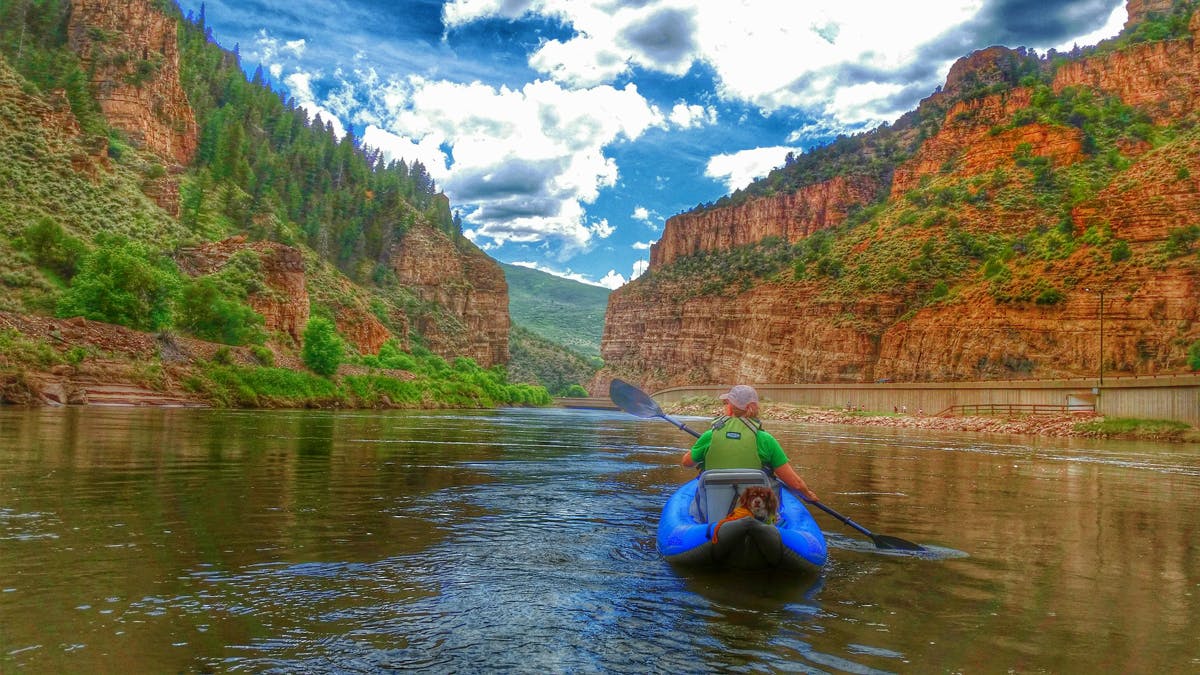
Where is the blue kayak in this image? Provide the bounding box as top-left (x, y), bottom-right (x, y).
top-left (656, 470), bottom-right (827, 573)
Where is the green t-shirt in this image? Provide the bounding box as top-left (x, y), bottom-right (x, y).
top-left (689, 418), bottom-right (789, 469)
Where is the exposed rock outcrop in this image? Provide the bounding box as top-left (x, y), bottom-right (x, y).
top-left (67, 0), bottom-right (198, 169)
top-left (650, 174), bottom-right (880, 268)
top-left (599, 1), bottom-right (1200, 392)
top-left (176, 236), bottom-right (310, 345)
top-left (391, 222), bottom-right (510, 368)
top-left (890, 89), bottom-right (1084, 198)
top-left (1125, 0), bottom-right (1177, 29)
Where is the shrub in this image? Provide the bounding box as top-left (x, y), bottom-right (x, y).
top-left (1110, 240), bottom-right (1132, 262)
top-left (301, 316), bottom-right (344, 377)
top-left (56, 236), bottom-right (180, 331)
top-left (1189, 339), bottom-right (1200, 371)
top-left (1163, 225), bottom-right (1200, 258)
top-left (250, 345), bottom-right (274, 367)
top-left (177, 277), bottom-right (266, 345)
top-left (23, 217), bottom-right (88, 280)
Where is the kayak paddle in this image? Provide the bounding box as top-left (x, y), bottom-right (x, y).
top-left (608, 378), bottom-right (927, 552)
top-left (608, 377), bottom-right (703, 438)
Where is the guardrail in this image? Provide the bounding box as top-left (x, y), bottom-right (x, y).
top-left (936, 403), bottom-right (1095, 417)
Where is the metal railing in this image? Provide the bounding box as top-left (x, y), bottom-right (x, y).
top-left (935, 403), bottom-right (1095, 417)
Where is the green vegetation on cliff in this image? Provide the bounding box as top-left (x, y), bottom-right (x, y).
top-left (501, 262), bottom-right (608, 359)
top-left (0, 0), bottom-right (550, 407)
top-left (507, 324), bottom-right (600, 396)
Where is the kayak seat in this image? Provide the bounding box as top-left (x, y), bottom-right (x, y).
top-left (691, 469), bottom-right (773, 523)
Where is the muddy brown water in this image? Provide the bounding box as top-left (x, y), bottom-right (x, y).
top-left (1, 407), bottom-right (1197, 672)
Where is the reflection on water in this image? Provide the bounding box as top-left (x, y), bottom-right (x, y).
top-left (1, 406), bottom-right (1198, 672)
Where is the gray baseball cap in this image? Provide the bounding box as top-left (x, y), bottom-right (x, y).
top-left (718, 384), bottom-right (759, 408)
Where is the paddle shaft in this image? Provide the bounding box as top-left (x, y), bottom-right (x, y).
top-left (807, 500), bottom-right (874, 538)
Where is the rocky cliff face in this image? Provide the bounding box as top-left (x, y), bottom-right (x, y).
top-left (1125, 0), bottom-right (1177, 29)
top-left (890, 88), bottom-right (1084, 198)
top-left (391, 221), bottom-right (510, 368)
top-left (598, 2), bottom-right (1200, 392)
top-left (651, 175), bottom-right (880, 268)
top-left (176, 236), bottom-right (311, 345)
top-left (67, 0), bottom-right (198, 170)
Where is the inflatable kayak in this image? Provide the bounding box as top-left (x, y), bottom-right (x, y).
top-left (656, 469), bottom-right (827, 572)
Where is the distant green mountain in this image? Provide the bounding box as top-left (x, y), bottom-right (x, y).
top-left (507, 324), bottom-right (599, 396)
top-left (501, 262), bottom-right (609, 360)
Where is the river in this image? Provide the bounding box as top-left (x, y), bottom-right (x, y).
top-left (0, 406), bottom-right (1197, 673)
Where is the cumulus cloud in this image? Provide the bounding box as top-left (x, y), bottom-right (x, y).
top-left (358, 75), bottom-right (664, 255)
top-left (284, 70), bottom-right (347, 138)
top-left (705, 146), bottom-right (798, 192)
top-left (632, 206), bottom-right (651, 223)
top-left (669, 101), bottom-right (717, 128)
top-left (631, 240), bottom-right (654, 250)
top-left (598, 269), bottom-right (627, 289)
top-left (631, 258), bottom-right (649, 279)
top-left (509, 260), bottom-right (617, 288)
top-left (444, 0), bottom-right (1126, 137)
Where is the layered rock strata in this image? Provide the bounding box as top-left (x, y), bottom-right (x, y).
top-left (67, 0), bottom-right (198, 167)
top-left (391, 223), bottom-right (510, 368)
top-left (598, 3), bottom-right (1200, 392)
top-left (176, 237), bottom-right (311, 345)
top-left (650, 174), bottom-right (879, 268)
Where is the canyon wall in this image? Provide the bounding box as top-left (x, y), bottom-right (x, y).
top-left (650, 174), bottom-right (880, 268)
top-left (67, 0), bottom-right (198, 168)
top-left (599, 3), bottom-right (1200, 393)
top-left (391, 221), bottom-right (510, 368)
top-left (176, 237), bottom-right (312, 345)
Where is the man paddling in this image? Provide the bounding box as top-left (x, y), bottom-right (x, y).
top-left (680, 384), bottom-right (820, 503)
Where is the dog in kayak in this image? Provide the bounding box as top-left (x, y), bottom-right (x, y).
top-left (712, 486), bottom-right (779, 542)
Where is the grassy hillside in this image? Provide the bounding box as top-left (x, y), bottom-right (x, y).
top-left (506, 324), bottom-right (599, 396)
top-left (501, 262), bottom-right (609, 359)
top-left (0, 1), bottom-right (552, 408)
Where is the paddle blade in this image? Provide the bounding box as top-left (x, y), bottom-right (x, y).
top-left (870, 534), bottom-right (927, 551)
top-left (608, 378), bottom-right (664, 419)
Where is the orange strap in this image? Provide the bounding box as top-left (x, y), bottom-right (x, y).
top-left (711, 506), bottom-right (754, 543)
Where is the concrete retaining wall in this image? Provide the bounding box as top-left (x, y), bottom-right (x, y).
top-left (654, 374), bottom-right (1200, 426)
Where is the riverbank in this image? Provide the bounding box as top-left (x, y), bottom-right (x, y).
top-left (0, 311), bottom-right (549, 409)
top-left (663, 399), bottom-right (1200, 443)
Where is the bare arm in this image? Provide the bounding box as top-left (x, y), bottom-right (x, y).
top-left (774, 463), bottom-right (818, 502)
top-left (680, 449), bottom-right (697, 467)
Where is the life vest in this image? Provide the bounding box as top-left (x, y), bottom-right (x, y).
top-left (704, 416), bottom-right (763, 470)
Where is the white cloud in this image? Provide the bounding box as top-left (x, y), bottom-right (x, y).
top-left (360, 125), bottom-right (449, 179)
top-left (284, 70), bottom-right (347, 138)
top-left (442, 0), bottom-right (1123, 136)
top-left (510, 260), bottom-right (617, 288)
top-left (283, 39), bottom-right (306, 57)
top-left (359, 75), bottom-right (664, 256)
top-left (705, 145), bottom-right (798, 192)
top-left (598, 269), bottom-right (627, 289)
top-left (669, 102), bottom-right (717, 129)
top-left (631, 240), bottom-right (654, 250)
top-left (632, 206), bottom-right (651, 222)
top-left (631, 258), bottom-right (649, 279)
top-left (589, 218), bottom-right (615, 239)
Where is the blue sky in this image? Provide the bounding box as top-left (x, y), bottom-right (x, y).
top-left (179, 0), bottom-right (1128, 288)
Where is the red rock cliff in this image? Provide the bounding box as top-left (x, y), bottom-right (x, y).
top-left (599, 3), bottom-right (1200, 392)
top-left (67, 0), bottom-right (198, 167)
top-left (176, 237), bottom-right (311, 345)
top-left (391, 222), bottom-right (510, 368)
top-left (650, 174), bottom-right (880, 268)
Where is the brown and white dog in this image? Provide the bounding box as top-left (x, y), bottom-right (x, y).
top-left (712, 485), bottom-right (780, 542)
top-left (738, 485), bottom-right (779, 523)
